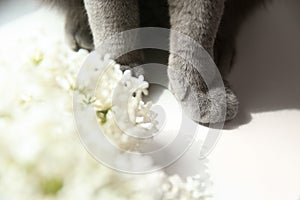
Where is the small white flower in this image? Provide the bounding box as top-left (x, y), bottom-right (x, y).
top-left (0, 12), bottom-right (212, 200)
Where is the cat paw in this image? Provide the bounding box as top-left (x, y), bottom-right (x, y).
top-left (65, 8), bottom-right (94, 51)
top-left (168, 68), bottom-right (238, 124)
top-left (223, 80), bottom-right (239, 121)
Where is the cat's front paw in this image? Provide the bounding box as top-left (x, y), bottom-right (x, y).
top-left (168, 67), bottom-right (238, 124)
top-left (65, 8), bottom-right (94, 51)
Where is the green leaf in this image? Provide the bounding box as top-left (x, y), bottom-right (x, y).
top-left (40, 177), bottom-right (63, 195)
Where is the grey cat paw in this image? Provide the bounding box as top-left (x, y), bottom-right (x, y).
top-left (223, 80), bottom-right (239, 121)
top-left (168, 68), bottom-right (238, 124)
top-left (65, 8), bottom-right (94, 51)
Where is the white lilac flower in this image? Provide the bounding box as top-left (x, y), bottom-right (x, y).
top-left (0, 11), bottom-right (212, 200)
top-left (90, 57), bottom-right (158, 149)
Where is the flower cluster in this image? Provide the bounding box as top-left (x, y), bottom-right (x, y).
top-left (87, 56), bottom-right (158, 149)
top-left (0, 11), bottom-right (212, 200)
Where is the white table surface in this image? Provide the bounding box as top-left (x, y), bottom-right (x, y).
top-left (209, 1), bottom-right (300, 199)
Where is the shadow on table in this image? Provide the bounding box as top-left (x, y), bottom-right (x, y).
top-left (224, 0), bottom-right (300, 129)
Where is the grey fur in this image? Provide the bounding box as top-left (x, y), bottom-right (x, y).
top-left (64, 4), bottom-right (94, 51)
top-left (39, 0), bottom-right (94, 51)
top-left (41, 0), bottom-right (270, 123)
top-left (83, 0), bottom-right (144, 67)
top-left (167, 0), bottom-right (231, 123)
top-left (38, 0), bottom-right (82, 9)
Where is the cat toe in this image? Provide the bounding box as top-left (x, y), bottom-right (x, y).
top-left (168, 71), bottom-right (238, 124)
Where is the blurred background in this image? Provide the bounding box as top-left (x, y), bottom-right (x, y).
top-left (0, 0), bottom-right (37, 25)
top-left (0, 0), bottom-right (300, 200)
